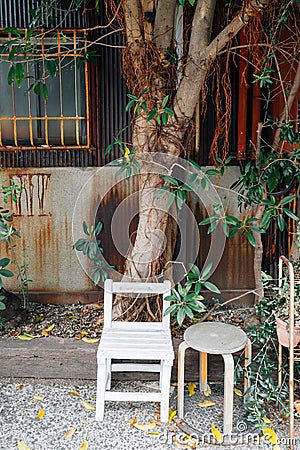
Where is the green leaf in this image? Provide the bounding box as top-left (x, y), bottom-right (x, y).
top-left (83, 221), bottom-right (89, 236)
top-left (7, 65), bottom-right (15, 85)
top-left (42, 84), bottom-right (48, 100)
top-left (246, 232), bottom-right (256, 247)
top-left (15, 63), bottom-right (24, 88)
top-left (283, 208), bottom-right (299, 222)
top-left (94, 221), bottom-right (103, 235)
top-left (199, 216), bottom-right (214, 226)
top-left (46, 59), bottom-right (57, 78)
top-left (74, 238), bottom-right (87, 251)
top-left (164, 304), bottom-right (179, 316)
top-left (0, 269), bottom-right (14, 278)
top-left (167, 193), bottom-right (175, 210)
top-left (0, 257), bottom-right (10, 268)
top-left (201, 262), bottom-right (213, 280)
top-left (0, 302), bottom-right (6, 311)
top-left (260, 210), bottom-right (271, 230)
top-left (279, 195), bottom-right (297, 206)
top-left (203, 281), bottom-right (220, 294)
top-left (147, 109), bottom-right (157, 121)
top-left (277, 214), bottom-right (286, 232)
top-left (162, 95), bottom-right (169, 108)
top-left (177, 307), bottom-right (185, 327)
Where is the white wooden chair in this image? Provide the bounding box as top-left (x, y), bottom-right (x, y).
top-left (96, 279), bottom-right (174, 422)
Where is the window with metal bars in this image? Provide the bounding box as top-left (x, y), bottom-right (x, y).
top-left (0, 29), bottom-right (90, 148)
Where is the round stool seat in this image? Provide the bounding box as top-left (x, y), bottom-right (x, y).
top-left (184, 322), bottom-right (248, 355)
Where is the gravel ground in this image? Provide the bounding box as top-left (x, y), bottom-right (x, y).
top-left (0, 378), bottom-right (298, 450)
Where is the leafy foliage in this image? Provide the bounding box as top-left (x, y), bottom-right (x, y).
top-left (164, 263), bottom-right (220, 326)
top-left (74, 221), bottom-right (116, 285)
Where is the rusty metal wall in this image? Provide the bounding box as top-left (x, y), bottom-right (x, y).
top-left (0, 0), bottom-right (86, 28)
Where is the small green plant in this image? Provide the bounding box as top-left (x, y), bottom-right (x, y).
top-left (164, 263), bottom-right (220, 326)
top-left (0, 176), bottom-right (30, 310)
top-left (74, 220), bottom-right (116, 285)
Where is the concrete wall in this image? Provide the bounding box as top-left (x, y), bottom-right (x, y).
top-left (1, 166), bottom-right (255, 304)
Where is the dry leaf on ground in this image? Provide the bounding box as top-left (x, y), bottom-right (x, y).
top-left (198, 400), bottom-right (215, 408)
top-left (132, 422), bottom-right (157, 431)
top-left (168, 409), bottom-right (177, 423)
top-left (33, 395), bottom-right (45, 401)
top-left (36, 409), bottom-right (45, 419)
top-left (17, 442), bottom-right (31, 450)
top-left (16, 384), bottom-right (24, 390)
top-left (203, 384), bottom-right (211, 397)
top-left (64, 426), bottom-right (77, 439)
top-left (82, 401), bottom-right (96, 411)
top-left (233, 387), bottom-right (243, 397)
top-left (81, 337), bottom-right (100, 344)
top-left (187, 382), bottom-right (196, 397)
top-left (211, 423), bottom-right (222, 443)
top-left (262, 426), bottom-right (279, 445)
top-left (79, 441), bottom-right (88, 450)
top-left (69, 390), bottom-right (80, 397)
top-left (43, 324), bottom-right (55, 332)
top-left (17, 333), bottom-right (38, 341)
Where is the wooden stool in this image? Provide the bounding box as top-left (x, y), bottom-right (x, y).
top-left (178, 322), bottom-right (251, 434)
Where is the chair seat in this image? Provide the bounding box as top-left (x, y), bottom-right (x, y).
top-left (98, 329), bottom-right (174, 360)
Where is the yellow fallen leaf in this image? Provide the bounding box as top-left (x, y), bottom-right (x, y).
top-left (64, 426), bottom-right (77, 439)
top-left (37, 409), bottom-right (45, 419)
top-left (17, 442), bottom-right (31, 450)
top-left (43, 324), bottom-right (55, 332)
top-left (41, 330), bottom-right (50, 337)
top-left (234, 387), bottom-right (243, 397)
top-left (133, 422), bottom-right (156, 431)
top-left (69, 390), bottom-right (80, 397)
top-left (187, 382), bottom-right (196, 397)
top-left (81, 337), bottom-right (100, 344)
top-left (211, 423), bottom-right (222, 443)
top-left (130, 417), bottom-right (137, 427)
top-left (83, 401), bottom-right (96, 411)
top-left (168, 408), bottom-right (177, 423)
top-left (17, 333), bottom-right (38, 341)
top-left (148, 431), bottom-right (160, 435)
top-left (79, 441), bottom-right (88, 450)
top-left (204, 384), bottom-right (211, 397)
top-left (16, 384), bottom-right (24, 390)
top-left (33, 395), bottom-right (45, 401)
top-left (263, 415), bottom-right (271, 424)
top-left (262, 426), bottom-right (278, 445)
top-left (198, 400), bottom-right (215, 408)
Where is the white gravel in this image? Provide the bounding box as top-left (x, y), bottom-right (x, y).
top-left (0, 378), bottom-right (296, 450)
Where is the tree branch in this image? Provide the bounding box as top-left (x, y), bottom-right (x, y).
top-left (124, 0), bottom-right (144, 48)
top-left (153, 0), bottom-right (177, 54)
top-left (174, 0), bottom-right (267, 122)
top-left (273, 57), bottom-right (300, 150)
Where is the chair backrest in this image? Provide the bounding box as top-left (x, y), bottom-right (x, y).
top-left (103, 279), bottom-right (171, 330)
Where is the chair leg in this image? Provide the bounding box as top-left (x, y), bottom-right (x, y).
top-left (222, 354), bottom-right (234, 435)
top-left (106, 358), bottom-right (112, 390)
top-left (96, 356), bottom-right (106, 421)
top-left (160, 359), bottom-right (172, 423)
top-left (178, 341), bottom-right (189, 418)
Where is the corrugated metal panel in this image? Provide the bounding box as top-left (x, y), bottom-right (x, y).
top-left (0, 0), bottom-right (86, 29)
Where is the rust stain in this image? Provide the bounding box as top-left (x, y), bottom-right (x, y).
top-left (10, 173), bottom-right (51, 217)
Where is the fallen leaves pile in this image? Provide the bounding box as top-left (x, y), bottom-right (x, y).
top-left (0, 302), bottom-right (104, 341)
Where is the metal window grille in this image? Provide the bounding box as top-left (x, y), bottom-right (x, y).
top-left (0, 29), bottom-right (90, 149)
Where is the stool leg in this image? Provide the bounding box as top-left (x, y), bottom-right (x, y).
top-left (243, 338), bottom-right (252, 403)
top-left (178, 341), bottom-right (189, 418)
top-left (222, 354), bottom-right (234, 435)
top-left (278, 343), bottom-right (283, 387)
top-left (199, 352), bottom-right (208, 392)
top-left (96, 356), bottom-right (106, 421)
top-left (106, 358), bottom-right (112, 390)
